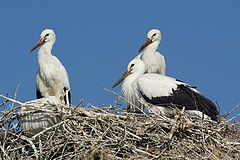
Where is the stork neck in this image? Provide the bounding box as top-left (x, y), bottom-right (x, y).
top-left (124, 70), bottom-right (144, 84)
top-left (144, 41), bottom-right (160, 52)
top-left (38, 42), bottom-right (53, 56)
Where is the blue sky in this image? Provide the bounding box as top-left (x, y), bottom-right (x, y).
top-left (0, 1), bottom-right (239, 121)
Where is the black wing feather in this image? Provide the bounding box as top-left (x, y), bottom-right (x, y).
top-left (36, 89), bottom-right (43, 99)
top-left (141, 84), bottom-right (218, 120)
top-left (63, 87), bottom-right (71, 105)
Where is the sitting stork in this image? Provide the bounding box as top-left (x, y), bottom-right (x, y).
top-left (30, 29), bottom-right (71, 105)
top-left (112, 59), bottom-right (218, 120)
top-left (134, 29), bottom-right (166, 75)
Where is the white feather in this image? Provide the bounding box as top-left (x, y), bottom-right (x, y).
top-left (134, 29), bottom-right (166, 75)
top-left (18, 96), bottom-right (63, 137)
top-left (137, 74), bottom-right (183, 98)
top-left (35, 29), bottom-right (70, 105)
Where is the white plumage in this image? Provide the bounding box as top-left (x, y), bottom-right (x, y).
top-left (30, 29), bottom-right (71, 105)
top-left (135, 29), bottom-right (166, 75)
top-left (113, 59), bottom-right (218, 120)
top-left (18, 96), bottom-right (63, 137)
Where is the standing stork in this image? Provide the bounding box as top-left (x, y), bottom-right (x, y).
top-left (30, 29), bottom-right (71, 105)
top-left (112, 59), bottom-right (218, 120)
top-left (135, 29), bottom-right (166, 75)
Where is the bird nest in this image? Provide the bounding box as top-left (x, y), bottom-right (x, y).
top-left (0, 94), bottom-right (240, 160)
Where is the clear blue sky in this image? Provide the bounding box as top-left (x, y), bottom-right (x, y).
top-left (0, 1), bottom-right (239, 121)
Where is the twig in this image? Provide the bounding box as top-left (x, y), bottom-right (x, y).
top-left (104, 88), bottom-right (144, 113)
top-left (227, 113), bottom-right (240, 122)
top-left (168, 106), bottom-right (185, 140)
top-left (118, 127), bottom-right (142, 140)
top-left (0, 95), bottom-right (23, 105)
top-left (222, 103), bottom-right (240, 119)
top-left (0, 99), bottom-right (9, 108)
top-left (11, 84), bottom-right (20, 109)
top-left (134, 147), bottom-right (157, 158)
top-left (0, 145), bottom-right (10, 159)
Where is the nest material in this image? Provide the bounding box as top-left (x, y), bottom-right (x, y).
top-left (0, 95), bottom-right (240, 160)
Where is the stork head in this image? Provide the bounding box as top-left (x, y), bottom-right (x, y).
top-left (112, 59), bottom-right (145, 88)
top-left (30, 29), bottom-right (56, 52)
top-left (138, 29), bottom-right (161, 53)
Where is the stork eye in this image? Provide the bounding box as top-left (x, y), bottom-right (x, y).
top-left (152, 33), bottom-right (157, 37)
top-left (45, 33), bottom-right (49, 37)
top-left (130, 64), bottom-right (135, 68)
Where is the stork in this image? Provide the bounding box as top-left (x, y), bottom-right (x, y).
top-left (134, 29), bottom-right (166, 75)
top-left (30, 29), bottom-right (71, 105)
top-left (112, 59), bottom-right (218, 120)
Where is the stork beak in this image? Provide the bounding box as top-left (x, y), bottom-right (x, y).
top-left (112, 70), bottom-right (131, 88)
top-left (30, 38), bottom-right (45, 52)
top-left (138, 38), bottom-right (152, 53)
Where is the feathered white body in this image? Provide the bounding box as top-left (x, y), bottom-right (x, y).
top-left (135, 51), bottom-right (165, 74)
top-left (18, 96), bottom-right (62, 137)
top-left (37, 47), bottom-right (70, 100)
top-left (32, 29), bottom-right (70, 105)
top-left (123, 73), bottom-right (197, 116)
top-left (135, 29), bottom-right (166, 75)
top-left (117, 59), bottom-right (217, 120)
top-left (122, 59), bottom-right (180, 113)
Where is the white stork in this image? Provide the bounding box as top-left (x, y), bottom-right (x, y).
top-left (112, 59), bottom-right (218, 120)
top-left (135, 29), bottom-right (166, 75)
top-left (30, 29), bottom-right (71, 105)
